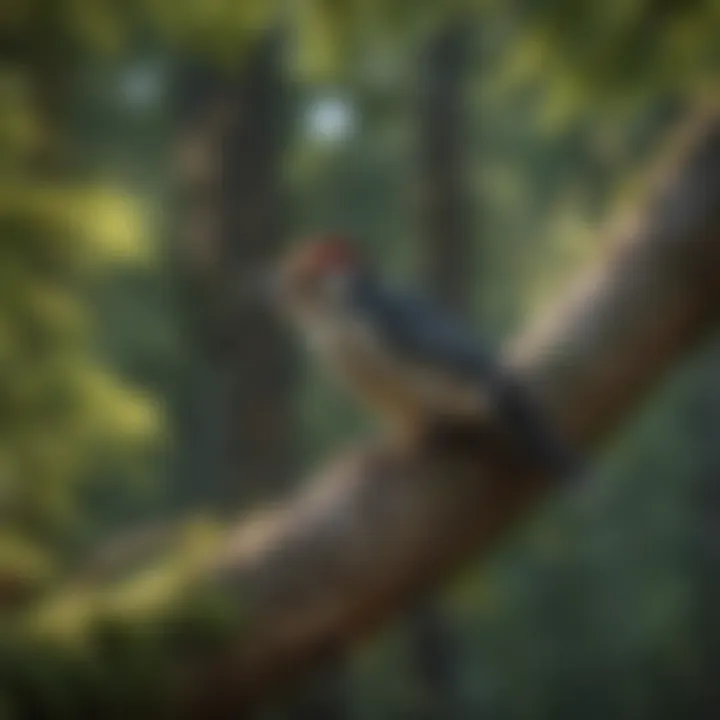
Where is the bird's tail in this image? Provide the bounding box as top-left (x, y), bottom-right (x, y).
top-left (493, 378), bottom-right (581, 480)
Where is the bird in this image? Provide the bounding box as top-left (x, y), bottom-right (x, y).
top-left (263, 233), bottom-right (576, 475)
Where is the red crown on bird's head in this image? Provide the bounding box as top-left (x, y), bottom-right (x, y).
top-left (283, 233), bottom-right (363, 279)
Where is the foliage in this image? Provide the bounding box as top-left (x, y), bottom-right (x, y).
top-left (0, 60), bottom-right (160, 583)
top-left (0, 519), bottom-right (239, 719)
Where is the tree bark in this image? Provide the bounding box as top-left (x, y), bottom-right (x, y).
top-left (409, 18), bottom-right (472, 720)
top-left (174, 32), bottom-right (296, 509)
top-left (418, 20), bottom-right (473, 314)
top-left (692, 338), bottom-right (720, 718)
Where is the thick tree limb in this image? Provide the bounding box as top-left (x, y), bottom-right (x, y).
top-left (18, 116), bottom-right (720, 718)
top-left (510, 112), bottom-right (720, 446)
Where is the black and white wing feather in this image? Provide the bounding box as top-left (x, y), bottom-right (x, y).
top-left (353, 278), bottom-right (577, 474)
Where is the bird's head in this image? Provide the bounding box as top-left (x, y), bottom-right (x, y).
top-left (268, 234), bottom-right (367, 324)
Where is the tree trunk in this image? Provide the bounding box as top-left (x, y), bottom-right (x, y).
top-left (408, 19), bottom-right (472, 720)
top-left (418, 20), bottom-right (473, 314)
top-left (174, 33), bottom-right (296, 509)
top-left (693, 339), bottom-right (720, 718)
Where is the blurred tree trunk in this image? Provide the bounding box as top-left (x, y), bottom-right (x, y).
top-left (693, 340), bottom-right (720, 718)
top-left (174, 35), bottom-right (346, 720)
top-left (418, 20), bottom-right (473, 312)
top-left (174, 32), bottom-right (296, 509)
top-left (409, 18), bottom-right (472, 720)
top-left (23, 5), bottom-right (66, 174)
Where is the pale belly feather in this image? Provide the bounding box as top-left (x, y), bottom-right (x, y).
top-left (308, 317), bottom-right (487, 433)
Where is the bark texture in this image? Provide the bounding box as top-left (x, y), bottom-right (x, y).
top-left (175, 33), bottom-right (296, 508)
top-left (410, 18), bottom-right (473, 719)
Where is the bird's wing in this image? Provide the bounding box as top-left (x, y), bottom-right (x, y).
top-left (356, 280), bottom-right (500, 383)
top-left (354, 280), bottom-right (577, 473)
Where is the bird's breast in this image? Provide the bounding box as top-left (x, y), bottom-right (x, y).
top-left (306, 317), bottom-right (486, 432)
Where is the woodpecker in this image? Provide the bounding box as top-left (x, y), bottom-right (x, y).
top-left (266, 234), bottom-right (575, 474)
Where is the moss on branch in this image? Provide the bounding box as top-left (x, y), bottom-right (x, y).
top-left (0, 520), bottom-right (245, 719)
